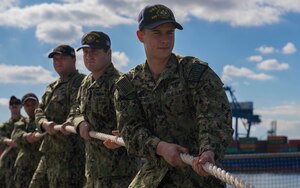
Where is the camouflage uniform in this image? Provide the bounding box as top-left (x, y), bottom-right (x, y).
top-left (0, 117), bottom-right (24, 188)
top-left (11, 116), bottom-right (42, 188)
top-left (29, 70), bottom-right (86, 188)
top-left (115, 54), bottom-right (233, 188)
top-left (71, 63), bottom-right (138, 188)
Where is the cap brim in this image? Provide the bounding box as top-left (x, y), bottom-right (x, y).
top-left (9, 101), bottom-right (22, 105)
top-left (23, 97), bottom-right (38, 104)
top-left (76, 44), bottom-right (106, 51)
top-left (143, 20), bottom-right (183, 30)
top-left (48, 52), bottom-right (75, 58)
top-left (48, 52), bottom-right (62, 58)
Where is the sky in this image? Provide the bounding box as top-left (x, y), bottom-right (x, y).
top-left (0, 0), bottom-right (299, 140)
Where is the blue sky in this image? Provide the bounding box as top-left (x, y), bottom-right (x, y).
top-left (0, 0), bottom-right (299, 139)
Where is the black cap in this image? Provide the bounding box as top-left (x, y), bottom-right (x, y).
top-left (48, 44), bottom-right (76, 58)
top-left (21, 93), bottom-right (39, 104)
top-left (9, 96), bottom-right (21, 106)
top-left (138, 4), bottom-right (183, 30)
top-left (77, 31), bottom-right (111, 51)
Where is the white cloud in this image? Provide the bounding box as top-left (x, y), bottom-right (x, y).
top-left (112, 51), bottom-right (130, 71)
top-left (0, 2), bottom-right (135, 29)
top-left (282, 42), bottom-right (297, 54)
top-left (251, 118), bottom-right (300, 139)
top-left (0, 98), bottom-right (9, 107)
top-left (221, 74), bottom-right (232, 83)
top-left (257, 103), bottom-right (300, 117)
top-left (188, 1), bottom-right (283, 26)
top-left (36, 22), bottom-right (83, 44)
top-left (257, 59), bottom-right (289, 71)
top-left (74, 51), bottom-right (89, 75)
top-left (222, 65), bottom-right (274, 81)
top-left (0, 0), bottom-right (18, 11)
top-left (73, 50), bottom-right (130, 74)
top-left (0, 64), bottom-right (56, 84)
top-left (247, 55), bottom-right (263, 62)
top-left (255, 103), bottom-right (300, 139)
top-left (256, 45), bottom-right (275, 54)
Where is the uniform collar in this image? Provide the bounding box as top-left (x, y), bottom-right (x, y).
top-left (87, 63), bottom-right (118, 88)
top-left (143, 54), bottom-right (180, 80)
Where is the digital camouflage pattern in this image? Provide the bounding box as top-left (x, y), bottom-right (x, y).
top-left (11, 116), bottom-right (42, 188)
top-left (30, 70), bottom-right (86, 188)
top-left (0, 116), bottom-right (24, 188)
top-left (70, 63), bottom-right (138, 188)
top-left (115, 54), bottom-right (233, 188)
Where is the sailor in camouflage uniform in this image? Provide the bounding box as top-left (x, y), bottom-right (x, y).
top-left (11, 93), bottom-right (43, 188)
top-left (69, 31), bottom-right (137, 188)
top-left (29, 45), bottom-right (86, 188)
top-left (0, 96), bottom-right (23, 188)
top-left (114, 4), bottom-right (233, 188)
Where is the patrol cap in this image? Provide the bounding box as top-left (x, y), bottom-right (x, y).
top-left (48, 44), bottom-right (76, 58)
top-left (9, 96), bottom-right (21, 106)
top-left (21, 93), bottom-right (39, 104)
top-left (77, 31), bottom-right (111, 51)
top-left (138, 4), bottom-right (183, 30)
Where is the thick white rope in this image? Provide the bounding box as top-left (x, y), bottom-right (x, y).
top-left (180, 153), bottom-right (254, 188)
top-left (52, 125), bottom-right (254, 188)
top-left (53, 125), bottom-right (125, 146)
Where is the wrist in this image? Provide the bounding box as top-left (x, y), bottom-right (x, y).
top-left (156, 141), bottom-right (167, 156)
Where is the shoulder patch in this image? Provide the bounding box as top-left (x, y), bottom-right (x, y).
top-left (179, 56), bottom-right (208, 82)
top-left (116, 76), bottom-right (135, 97)
top-left (189, 61), bottom-right (208, 82)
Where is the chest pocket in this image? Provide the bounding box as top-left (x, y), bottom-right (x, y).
top-left (46, 85), bottom-right (68, 120)
top-left (161, 80), bottom-right (190, 116)
top-left (90, 89), bottom-right (108, 115)
top-left (139, 92), bottom-right (156, 118)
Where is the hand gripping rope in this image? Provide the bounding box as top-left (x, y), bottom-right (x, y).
top-left (179, 153), bottom-right (254, 188)
top-left (35, 125), bottom-right (254, 188)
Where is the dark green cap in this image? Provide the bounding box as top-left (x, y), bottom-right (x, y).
top-left (77, 31), bottom-right (111, 51)
top-left (48, 44), bottom-right (75, 58)
top-left (138, 4), bottom-right (183, 30)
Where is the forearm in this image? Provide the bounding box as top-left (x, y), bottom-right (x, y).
top-left (121, 117), bottom-right (160, 158)
top-left (11, 128), bottom-right (28, 148)
top-left (35, 108), bottom-right (48, 132)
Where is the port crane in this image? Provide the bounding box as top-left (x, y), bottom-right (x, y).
top-left (224, 86), bottom-right (261, 140)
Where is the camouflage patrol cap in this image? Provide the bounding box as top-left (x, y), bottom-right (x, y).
top-left (76, 31), bottom-right (111, 51)
top-left (9, 96), bottom-right (21, 106)
top-left (48, 44), bottom-right (76, 58)
top-left (21, 93), bottom-right (39, 104)
top-left (138, 4), bottom-right (183, 30)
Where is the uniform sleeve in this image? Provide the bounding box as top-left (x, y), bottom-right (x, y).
top-left (0, 123), bottom-right (8, 145)
top-left (68, 74), bottom-right (84, 114)
top-left (35, 89), bottom-right (49, 133)
top-left (114, 83), bottom-right (161, 161)
top-left (11, 119), bottom-right (29, 149)
top-left (70, 85), bottom-right (85, 131)
top-left (68, 74), bottom-right (86, 131)
top-left (191, 67), bottom-right (233, 161)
